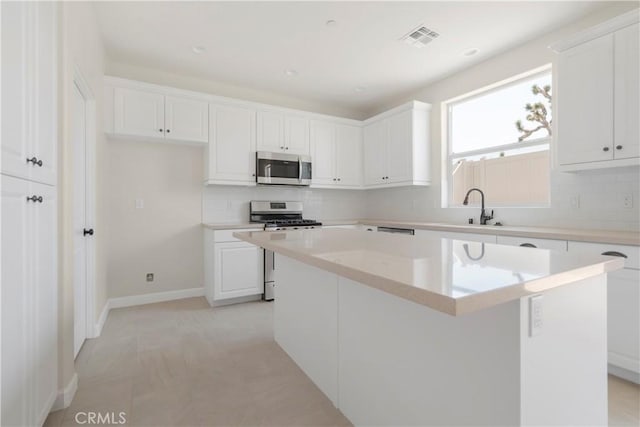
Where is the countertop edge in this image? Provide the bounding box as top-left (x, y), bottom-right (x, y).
top-left (233, 230), bottom-right (625, 316)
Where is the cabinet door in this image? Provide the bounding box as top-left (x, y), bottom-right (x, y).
top-left (30, 181), bottom-right (57, 423)
top-left (30, 1), bottom-right (57, 186)
top-left (285, 115), bottom-right (310, 155)
top-left (208, 104), bottom-right (256, 183)
top-left (257, 111), bottom-right (285, 152)
top-left (363, 121), bottom-right (387, 185)
top-left (608, 268), bottom-right (640, 375)
top-left (614, 23), bottom-right (639, 160)
top-left (310, 121), bottom-right (336, 186)
top-left (164, 96), bottom-right (208, 143)
top-left (214, 242), bottom-right (264, 300)
top-left (557, 34), bottom-right (614, 165)
top-left (335, 124), bottom-right (362, 187)
top-left (113, 87), bottom-right (165, 138)
top-left (1, 175), bottom-right (30, 427)
top-left (386, 110), bottom-right (413, 183)
top-left (1, 2), bottom-right (30, 181)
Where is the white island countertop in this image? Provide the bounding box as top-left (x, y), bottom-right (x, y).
top-left (234, 228), bottom-right (624, 315)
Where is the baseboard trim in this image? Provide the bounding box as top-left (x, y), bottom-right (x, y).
top-left (51, 373), bottom-right (78, 412)
top-left (609, 351), bottom-right (640, 374)
top-left (109, 287), bottom-right (205, 309)
top-left (93, 301), bottom-right (110, 338)
top-left (209, 294), bottom-right (262, 307)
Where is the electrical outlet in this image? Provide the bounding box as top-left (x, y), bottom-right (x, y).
top-left (135, 199), bottom-right (144, 209)
top-left (623, 193), bottom-right (633, 209)
top-left (529, 295), bottom-right (543, 337)
top-left (146, 273), bottom-right (154, 282)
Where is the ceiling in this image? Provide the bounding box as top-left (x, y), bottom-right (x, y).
top-left (94, 1), bottom-right (615, 117)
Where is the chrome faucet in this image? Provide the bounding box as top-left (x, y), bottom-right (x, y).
top-left (463, 188), bottom-right (493, 225)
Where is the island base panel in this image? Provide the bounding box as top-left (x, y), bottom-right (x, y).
top-left (274, 255), bottom-right (608, 426)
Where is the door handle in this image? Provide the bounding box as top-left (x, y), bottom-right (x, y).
top-left (83, 228), bottom-right (94, 236)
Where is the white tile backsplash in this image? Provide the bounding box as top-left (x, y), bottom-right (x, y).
top-left (203, 167), bottom-right (639, 231)
top-left (202, 185), bottom-right (367, 223)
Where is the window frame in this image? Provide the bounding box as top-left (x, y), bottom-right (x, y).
top-left (442, 65), bottom-right (553, 208)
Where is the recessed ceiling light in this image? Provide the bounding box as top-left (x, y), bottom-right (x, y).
top-left (326, 20), bottom-right (337, 27)
top-left (192, 45), bottom-right (206, 54)
top-left (354, 86), bottom-right (366, 93)
top-left (284, 69), bottom-right (298, 77)
top-left (462, 47), bottom-right (479, 57)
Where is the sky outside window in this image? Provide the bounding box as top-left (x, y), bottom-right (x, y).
top-left (450, 72), bottom-right (552, 154)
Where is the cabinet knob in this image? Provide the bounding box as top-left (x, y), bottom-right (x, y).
top-left (285, 147), bottom-right (289, 150)
top-left (616, 145), bottom-right (623, 150)
top-left (280, 146), bottom-right (284, 149)
top-left (159, 128), bottom-right (163, 132)
top-left (26, 195), bottom-right (43, 203)
top-left (26, 157), bottom-right (43, 167)
top-left (333, 178), bottom-right (336, 181)
top-left (603, 147), bottom-right (610, 152)
top-left (83, 228), bottom-right (94, 236)
top-left (337, 178), bottom-right (341, 181)
top-left (166, 129), bottom-right (170, 133)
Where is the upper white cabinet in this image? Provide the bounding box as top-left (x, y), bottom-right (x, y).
top-left (1, 1), bottom-right (57, 186)
top-left (257, 111), bottom-right (310, 155)
top-left (206, 104), bottom-right (256, 185)
top-left (164, 95), bottom-right (209, 143)
top-left (363, 101), bottom-right (431, 188)
top-left (310, 122), bottom-right (362, 188)
top-left (114, 88), bottom-right (165, 138)
top-left (110, 84), bottom-right (209, 144)
top-left (552, 12), bottom-right (639, 171)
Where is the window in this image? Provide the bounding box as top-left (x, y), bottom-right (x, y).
top-left (444, 66), bottom-right (552, 207)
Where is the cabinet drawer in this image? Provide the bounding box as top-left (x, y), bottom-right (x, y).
top-left (496, 235), bottom-right (567, 251)
top-left (214, 228), bottom-right (262, 243)
top-left (568, 241), bottom-right (639, 270)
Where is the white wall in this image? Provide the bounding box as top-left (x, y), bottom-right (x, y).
top-left (203, 186), bottom-right (367, 224)
top-left (366, 3), bottom-right (640, 231)
top-left (106, 139), bottom-right (204, 298)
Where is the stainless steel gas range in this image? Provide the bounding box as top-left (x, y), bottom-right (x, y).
top-left (249, 201), bottom-right (322, 300)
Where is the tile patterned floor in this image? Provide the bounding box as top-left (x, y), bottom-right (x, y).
top-left (44, 297), bottom-right (639, 426)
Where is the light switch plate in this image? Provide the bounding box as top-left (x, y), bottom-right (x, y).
top-left (529, 295), bottom-right (543, 337)
top-left (135, 199), bottom-right (144, 209)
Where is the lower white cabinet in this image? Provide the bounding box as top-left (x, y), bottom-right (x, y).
top-left (496, 235), bottom-right (567, 251)
top-left (1, 174), bottom-right (57, 426)
top-left (568, 240), bottom-right (639, 383)
top-left (415, 229), bottom-right (497, 244)
top-left (205, 229), bottom-right (264, 305)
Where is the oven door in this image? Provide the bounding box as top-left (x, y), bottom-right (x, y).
top-left (256, 152), bottom-right (311, 186)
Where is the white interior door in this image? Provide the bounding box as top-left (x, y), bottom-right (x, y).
top-left (72, 83), bottom-right (87, 358)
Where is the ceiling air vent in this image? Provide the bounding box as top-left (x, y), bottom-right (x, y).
top-left (401, 25), bottom-right (440, 48)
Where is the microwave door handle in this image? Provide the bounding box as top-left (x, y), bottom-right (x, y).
top-left (298, 157), bottom-right (302, 183)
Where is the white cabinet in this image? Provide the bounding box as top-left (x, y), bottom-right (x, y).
top-left (257, 111), bottom-right (310, 155)
top-left (363, 101), bottom-right (430, 188)
top-left (1, 2), bottom-right (58, 425)
top-left (2, 176), bottom-right (57, 426)
top-left (311, 121), bottom-right (363, 188)
top-left (614, 23), bottom-right (640, 160)
top-left (496, 235), bottom-right (567, 251)
top-left (204, 228), bottom-right (264, 305)
top-left (1, 1), bottom-right (57, 186)
top-left (567, 241), bottom-right (639, 383)
top-left (164, 96), bottom-right (208, 143)
top-left (112, 86), bottom-right (208, 144)
top-left (553, 13), bottom-right (639, 170)
top-left (206, 104), bottom-right (256, 185)
top-left (415, 229), bottom-right (497, 244)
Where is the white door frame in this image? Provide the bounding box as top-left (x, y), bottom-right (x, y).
top-left (72, 65), bottom-right (97, 339)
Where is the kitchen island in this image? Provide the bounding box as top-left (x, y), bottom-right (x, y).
top-left (234, 228), bottom-right (624, 426)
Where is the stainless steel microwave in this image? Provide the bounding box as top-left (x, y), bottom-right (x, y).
top-left (256, 151), bottom-right (312, 186)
